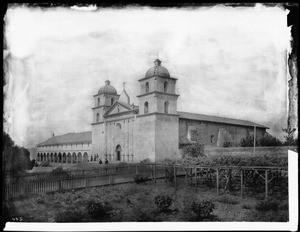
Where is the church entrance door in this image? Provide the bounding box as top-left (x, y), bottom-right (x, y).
top-left (116, 145), bottom-right (121, 161)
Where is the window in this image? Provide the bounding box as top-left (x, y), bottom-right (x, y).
top-left (111, 98), bottom-right (114, 105)
top-left (96, 113), bottom-right (99, 123)
top-left (144, 102), bottom-right (149, 114)
top-left (98, 98), bottom-right (100, 106)
top-left (190, 130), bottom-right (197, 141)
top-left (211, 135), bottom-right (215, 143)
top-left (145, 82), bottom-right (149, 93)
top-left (164, 81), bottom-right (168, 93)
top-left (116, 123), bottom-right (122, 130)
top-left (164, 101), bottom-right (169, 114)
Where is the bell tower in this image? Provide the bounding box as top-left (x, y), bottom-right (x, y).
top-left (133, 59), bottom-right (180, 162)
top-left (91, 80), bottom-right (120, 159)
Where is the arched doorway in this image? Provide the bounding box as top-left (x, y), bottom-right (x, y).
top-left (62, 153), bottom-right (66, 163)
top-left (50, 153), bottom-right (53, 162)
top-left (58, 153), bottom-right (62, 163)
top-left (54, 153), bottom-right (57, 162)
top-left (67, 153), bottom-right (71, 163)
top-left (78, 153), bottom-right (82, 163)
top-left (72, 153), bottom-right (77, 163)
top-left (116, 145), bottom-right (122, 161)
top-left (83, 152), bottom-right (88, 162)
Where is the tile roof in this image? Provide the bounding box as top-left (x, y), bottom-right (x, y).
top-left (178, 111), bottom-right (268, 129)
top-left (37, 131), bottom-right (92, 147)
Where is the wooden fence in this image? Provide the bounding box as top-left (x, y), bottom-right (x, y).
top-left (4, 164), bottom-right (287, 200)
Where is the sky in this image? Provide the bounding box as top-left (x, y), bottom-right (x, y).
top-left (4, 4), bottom-right (291, 148)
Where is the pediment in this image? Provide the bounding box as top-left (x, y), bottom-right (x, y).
top-left (104, 101), bottom-right (132, 117)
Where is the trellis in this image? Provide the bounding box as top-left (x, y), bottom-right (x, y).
top-left (151, 164), bottom-right (287, 199)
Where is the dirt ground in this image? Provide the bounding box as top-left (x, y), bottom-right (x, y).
top-left (6, 177), bottom-right (289, 223)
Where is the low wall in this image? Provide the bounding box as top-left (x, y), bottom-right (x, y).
top-left (204, 146), bottom-right (297, 157)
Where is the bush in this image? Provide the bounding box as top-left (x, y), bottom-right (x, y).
top-left (242, 203), bottom-right (252, 209)
top-left (155, 194), bottom-right (173, 212)
top-left (259, 134), bottom-right (283, 146)
top-left (191, 200), bottom-right (215, 219)
top-left (240, 135), bottom-right (259, 147)
top-left (55, 210), bottom-right (84, 222)
top-left (216, 195), bottom-right (239, 205)
top-left (255, 200), bottom-right (279, 212)
top-left (223, 132), bottom-right (233, 147)
top-left (87, 201), bottom-right (112, 220)
top-left (165, 167), bottom-right (174, 182)
top-left (133, 173), bottom-right (148, 184)
top-left (140, 158), bottom-right (151, 164)
top-left (47, 167), bottom-right (70, 180)
top-left (181, 143), bottom-right (205, 158)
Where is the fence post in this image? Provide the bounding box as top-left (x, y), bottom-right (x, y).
top-left (84, 176), bottom-right (87, 188)
top-left (190, 168), bottom-right (193, 187)
top-left (241, 169), bottom-right (244, 198)
top-left (59, 179), bottom-right (62, 191)
top-left (174, 166), bottom-right (177, 190)
top-left (195, 167), bottom-right (197, 194)
top-left (216, 168), bottom-right (219, 195)
top-left (154, 165), bottom-right (157, 187)
top-left (164, 167), bottom-right (167, 183)
top-left (265, 170), bottom-right (268, 200)
top-left (135, 165), bottom-right (138, 174)
top-left (109, 175), bottom-right (113, 186)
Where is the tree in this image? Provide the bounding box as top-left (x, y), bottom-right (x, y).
top-left (240, 135), bottom-right (259, 147)
top-left (259, 133), bottom-right (283, 147)
top-left (181, 143), bottom-right (205, 158)
top-left (3, 132), bottom-right (31, 175)
top-left (282, 128), bottom-right (297, 146)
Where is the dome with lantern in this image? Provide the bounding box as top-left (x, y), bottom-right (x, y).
top-left (145, 59), bottom-right (170, 78)
top-left (98, 80), bottom-right (117, 95)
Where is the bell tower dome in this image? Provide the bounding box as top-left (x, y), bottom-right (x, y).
top-left (92, 80), bottom-right (120, 124)
top-left (137, 59), bottom-right (179, 115)
top-left (133, 59), bottom-right (180, 162)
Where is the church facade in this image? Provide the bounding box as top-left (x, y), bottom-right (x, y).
top-left (36, 59), bottom-right (268, 164)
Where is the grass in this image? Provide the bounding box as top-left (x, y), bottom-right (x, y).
top-left (5, 177), bottom-right (288, 222)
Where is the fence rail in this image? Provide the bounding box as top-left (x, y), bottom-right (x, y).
top-left (4, 164), bottom-right (287, 200)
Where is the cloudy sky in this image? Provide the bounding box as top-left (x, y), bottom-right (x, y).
top-left (4, 4), bottom-right (290, 148)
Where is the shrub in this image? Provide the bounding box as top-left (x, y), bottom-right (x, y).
top-left (87, 201), bottom-right (112, 220)
top-left (181, 143), bottom-right (205, 158)
top-left (55, 210), bottom-right (83, 222)
top-left (216, 195), bottom-right (239, 205)
top-left (154, 194), bottom-right (173, 212)
top-left (279, 202), bottom-right (289, 210)
top-left (47, 167), bottom-right (70, 180)
top-left (165, 167), bottom-right (174, 182)
top-left (223, 140), bottom-right (232, 148)
top-left (259, 133), bottom-right (283, 146)
top-left (282, 127), bottom-right (297, 146)
top-left (140, 158), bottom-right (151, 164)
top-left (240, 135), bottom-right (259, 147)
top-left (223, 132), bottom-right (233, 147)
top-left (242, 203), bottom-right (252, 209)
top-left (191, 200), bottom-right (215, 219)
top-left (255, 200), bottom-right (279, 212)
top-left (133, 173), bottom-right (148, 184)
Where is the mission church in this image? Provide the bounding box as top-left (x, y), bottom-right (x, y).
top-left (36, 59), bottom-right (268, 164)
